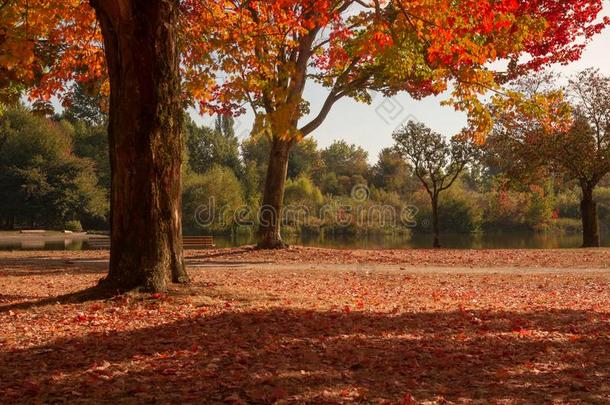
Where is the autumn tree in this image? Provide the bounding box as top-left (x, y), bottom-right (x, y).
top-left (0, 1), bottom-right (105, 107)
top-left (183, 0), bottom-right (608, 248)
top-left (1, 1), bottom-right (189, 291)
top-left (394, 121), bottom-right (478, 248)
top-left (88, 0), bottom-right (188, 291)
top-left (488, 70), bottom-right (610, 247)
top-left (563, 70), bottom-right (610, 247)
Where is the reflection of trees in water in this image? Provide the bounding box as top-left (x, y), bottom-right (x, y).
top-left (0, 238), bottom-right (86, 251)
top-left (1, 232), bottom-right (608, 251)
top-left (225, 231), bottom-right (607, 250)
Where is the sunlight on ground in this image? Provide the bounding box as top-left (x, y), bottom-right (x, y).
top-left (1, 249), bottom-right (609, 403)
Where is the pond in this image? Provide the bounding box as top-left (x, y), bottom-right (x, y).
top-left (1, 231), bottom-right (608, 251)
top-left (219, 231), bottom-right (610, 250)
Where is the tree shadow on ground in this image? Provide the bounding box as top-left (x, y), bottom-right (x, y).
top-left (187, 247), bottom-right (273, 265)
top-left (0, 285), bottom-right (119, 313)
top-left (0, 293), bottom-right (41, 303)
top-left (1, 306), bottom-right (608, 403)
top-left (0, 256), bottom-right (107, 277)
top-left (0, 255), bottom-right (267, 276)
top-left (188, 260), bottom-right (272, 267)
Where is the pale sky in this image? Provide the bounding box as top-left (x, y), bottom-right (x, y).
top-left (193, 5), bottom-right (610, 163)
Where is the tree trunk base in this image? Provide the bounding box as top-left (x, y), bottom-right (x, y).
top-left (99, 260), bottom-right (189, 294)
top-left (580, 191), bottom-right (600, 248)
top-left (97, 276), bottom-right (141, 294)
top-left (172, 271), bottom-right (190, 284)
top-left (98, 275), bottom-right (165, 294)
top-left (171, 257), bottom-right (189, 284)
top-left (98, 273), bottom-right (189, 294)
top-left (433, 235), bottom-right (441, 249)
top-left (256, 239), bottom-right (290, 250)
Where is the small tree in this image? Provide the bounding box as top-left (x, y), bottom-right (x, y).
top-left (488, 70), bottom-right (610, 247)
top-left (394, 121), bottom-right (478, 248)
top-left (561, 70), bottom-right (610, 247)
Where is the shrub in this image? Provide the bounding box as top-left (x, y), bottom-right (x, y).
top-left (182, 165), bottom-right (245, 234)
top-left (524, 185), bottom-right (554, 230)
top-left (410, 187), bottom-right (482, 233)
top-left (555, 189), bottom-right (580, 219)
top-left (320, 172), bottom-right (340, 195)
top-left (551, 217), bottom-right (582, 234)
top-left (481, 187), bottom-right (554, 231)
top-left (64, 220), bottom-right (83, 232)
top-left (438, 190), bottom-right (482, 233)
top-left (284, 176), bottom-right (323, 208)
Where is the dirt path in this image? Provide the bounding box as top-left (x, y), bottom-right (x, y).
top-left (2, 245), bottom-right (610, 269)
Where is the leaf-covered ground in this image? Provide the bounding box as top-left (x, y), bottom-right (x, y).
top-left (1, 248), bottom-right (609, 403)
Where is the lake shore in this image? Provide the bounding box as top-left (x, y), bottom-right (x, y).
top-left (1, 246), bottom-right (610, 271)
top-left (0, 230), bottom-right (89, 240)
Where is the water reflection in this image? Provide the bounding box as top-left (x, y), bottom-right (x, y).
top-left (0, 232), bottom-right (608, 251)
top-left (0, 238), bottom-right (86, 251)
top-left (215, 231), bottom-right (610, 250)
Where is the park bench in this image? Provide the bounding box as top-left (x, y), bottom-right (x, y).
top-left (87, 236), bottom-right (111, 250)
top-left (86, 235), bottom-right (215, 250)
top-left (182, 236), bottom-right (215, 249)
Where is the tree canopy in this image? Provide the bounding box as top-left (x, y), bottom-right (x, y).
top-left (182, 0), bottom-right (608, 139)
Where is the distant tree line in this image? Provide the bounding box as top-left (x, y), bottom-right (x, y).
top-left (1, 70), bottom-right (609, 248)
top-left (0, 105), bottom-right (108, 231)
top-left (179, 70), bottom-right (610, 249)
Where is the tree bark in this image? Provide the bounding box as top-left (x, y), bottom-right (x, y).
top-left (431, 194), bottom-right (441, 249)
top-left (257, 138), bottom-right (291, 249)
top-left (91, 0), bottom-right (188, 292)
top-left (580, 184), bottom-right (600, 248)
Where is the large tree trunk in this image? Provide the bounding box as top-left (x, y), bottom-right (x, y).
top-left (580, 184), bottom-right (600, 248)
top-left (91, 0), bottom-right (188, 292)
top-left (431, 195), bottom-right (441, 249)
top-left (257, 138), bottom-right (291, 249)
